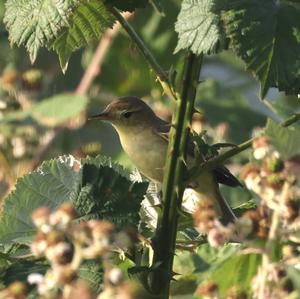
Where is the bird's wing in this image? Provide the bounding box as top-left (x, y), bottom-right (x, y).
top-left (155, 118), bottom-right (241, 188)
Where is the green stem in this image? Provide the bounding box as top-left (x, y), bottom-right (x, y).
top-left (149, 53), bottom-right (202, 297)
top-left (187, 112), bottom-right (300, 183)
top-left (108, 7), bottom-right (177, 101)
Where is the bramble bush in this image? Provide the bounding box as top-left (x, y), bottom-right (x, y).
top-left (0, 0), bottom-right (300, 299)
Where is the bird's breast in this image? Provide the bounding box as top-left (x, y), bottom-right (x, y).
top-left (116, 127), bottom-right (167, 183)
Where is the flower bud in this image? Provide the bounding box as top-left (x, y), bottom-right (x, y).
top-left (207, 228), bottom-right (227, 248)
top-left (55, 267), bottom-right (77, 285)
top-left (89, 220), bottom-right (114, 240)
top-left (196, 281), bottom-right (218, 298)
top-left (45, 242), bottom-right (73, 265)
top-left (107, 268), bottom-right (124, 286)
top-left (31, 231), bottom-right (48, 257)
top-left (65, 281), bottom-right (94, 299)
top-left (32, 207), bottom-right (50, 229)
top-left (252, 137), bottom-right (272, 160)
top-left (49, 202), bottom-right (77, 228)
top-left (226, 286), bottom-right (248, 299)
top-left (72, 222), bottom-right (93, 244)
top-left (0, 282), bottom-right (27, 299)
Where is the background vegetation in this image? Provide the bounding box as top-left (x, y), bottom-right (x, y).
top-left (0, 0), bottom-right (300, 298)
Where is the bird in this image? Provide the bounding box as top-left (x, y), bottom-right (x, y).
top-left (89, 96), bottom-right (241, 223)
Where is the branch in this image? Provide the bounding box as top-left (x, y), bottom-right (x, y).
top-left (187, 112), bottom-right (300, 183)
top-left (149, 53), bottom-right (203, 296)
top-left (108, 6), bottom-right (177, 102)
top-left (75, 11), bottom-right (132, 95)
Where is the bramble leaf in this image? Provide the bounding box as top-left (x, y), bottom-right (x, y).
top-left (210, 253), bottom-right (261, 296)
top-left (4, 0), bottom-right (79, 63)
top-left (223, 0), bottom-right (300, 98)
top-left (175, 0), bottom-right (227, 55)
top-left (74, 156), bottom-right (148, 227)
top-left (0, 155), bottom-right (147, 245)
top-left (51, 0), bottom-right (114, 72)
top-left (0, 156), bottom-right (81, 245)
top-left (265, 118), bottom-right (300, 159)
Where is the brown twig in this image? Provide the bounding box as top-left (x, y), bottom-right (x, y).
top-left (75, 12), bottom-right (133, 95)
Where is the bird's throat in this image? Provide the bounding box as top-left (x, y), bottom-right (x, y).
top-left (114, 125), bottom-right (167, 183)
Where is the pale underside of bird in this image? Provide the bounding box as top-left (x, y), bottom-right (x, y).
top-left (90, 96), bottom-right (242, 223)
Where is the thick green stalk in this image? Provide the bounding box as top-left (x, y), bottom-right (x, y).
top-left (149, 53), bottom-right (202, 297)
top-left (108, 7), bottom-right (177, 102)
top-left (187, 112), bottom-right (300, 183)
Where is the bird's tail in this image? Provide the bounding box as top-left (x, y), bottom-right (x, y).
top-left (212, 187), bottom-right (236, 224)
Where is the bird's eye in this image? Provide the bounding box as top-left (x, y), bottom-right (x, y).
top-left (123, 111), bottom-right (133, 118)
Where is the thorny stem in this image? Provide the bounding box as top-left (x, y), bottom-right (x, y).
top-left (108, 7), bottom-right (177, 102)
top-left (187, 112), bottom-right (300, 184)
top-left (149, 53), bottom-right (202, 297)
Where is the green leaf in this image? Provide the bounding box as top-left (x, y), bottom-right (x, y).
top-left (0, 156), bottom-right (81, 245)
top-left (0, 155), bottom-right (147, 245)
top-left (173, 243), bottom-right (239, 281)
top-left (222, 0), bottom-right (300, 98)
top-left (74, 156), bottom-right (148, 227)
top-left (3, 260), bottom-right (47, 285)
top-left (210, 253), bottom-right (261, 296)
top-left (1, 93), bottom-right (88, 127)
top-left (4, 0), bottom-right (79, 63)
top-left (105, 0), bottom-right (148, 12)
top-left (31, 93), bottom-right (88, 127)
top-left (51, 0), bottom-right (114, 71)
top-left (175, 0), bottom-right (227, 55)
top-left (78, 261), bottom-right (103, 293)
top-left (265, 118), bottom-right (300, 159)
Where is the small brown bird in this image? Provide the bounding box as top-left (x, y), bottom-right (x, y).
top-left (90, 96), bottom-right (241, 223)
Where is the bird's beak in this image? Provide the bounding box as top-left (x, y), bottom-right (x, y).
top-left (88, 111), bottom-right (111, 121)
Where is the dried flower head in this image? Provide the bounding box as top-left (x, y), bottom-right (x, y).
top-left (196, 281), bottom-right (219, 298)
top-left (0, 282), bottom-right (27, 299)
top-left (252, 136), bottom-right (274, 160)
top-left (193, 199), bottom-right (218, 234)
top-left (31, 207), bottom-right (51, 232)
top-left (226, 286), bottom-right (248, 299)
top-left (106, 267), bottom-right (124, 286)
top-left (65, 281), bottom-right (94, 299)
top-left (243, 209), bottom-right (270, 239)
top-left (49, 202), bottom-right (78, 228)
top-left (45, 241), bottom-right (73, 265)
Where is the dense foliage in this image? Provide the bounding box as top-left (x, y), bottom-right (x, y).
top-left (0, 0), bottom-right (300, 298)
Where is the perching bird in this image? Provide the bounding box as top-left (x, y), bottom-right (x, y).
top-left (90, 96), bottom-right (241, 223)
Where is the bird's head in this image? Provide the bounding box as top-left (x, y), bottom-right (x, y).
top-left (89, 96), bottom-right (157, 130)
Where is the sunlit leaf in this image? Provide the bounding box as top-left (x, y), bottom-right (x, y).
top-left (175, 0), bottom-right (226, 55)
top-left (31, 93), bottom-right (88, 127)
top-left (210, 253), bottom-right (261, 296)
top-left (1, 93), bottom-right (88, 127)
top-left (51, 0), bottom-right (114, 71)
top-left (0, 156), bottom-right (81, 245)
top-left (265, 118), bottom-right (300, 159)
top-left (4, 0), bottom-right (79, 62)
